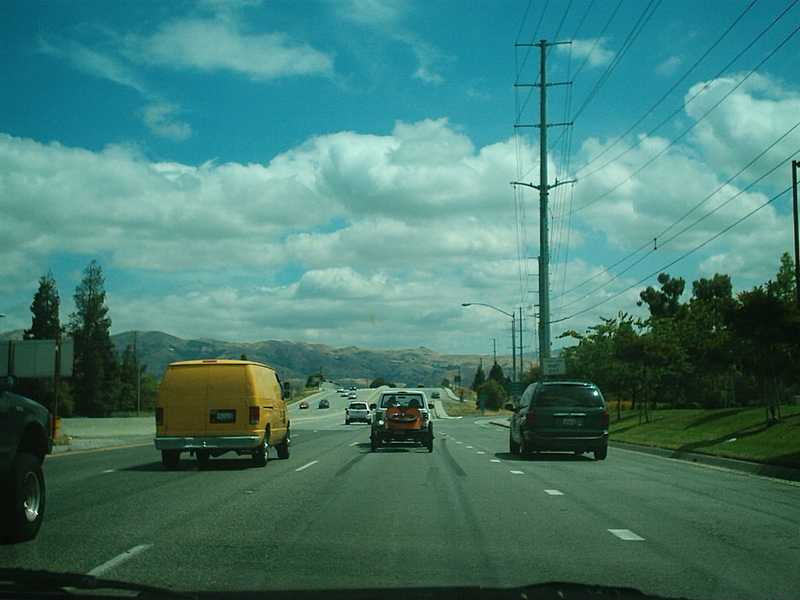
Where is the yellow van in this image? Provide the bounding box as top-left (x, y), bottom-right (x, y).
top-left (154, 360), bottom-right (290, 470)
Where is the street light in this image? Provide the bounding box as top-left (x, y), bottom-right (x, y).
top-left (462, 302), bottom-right (516, 382)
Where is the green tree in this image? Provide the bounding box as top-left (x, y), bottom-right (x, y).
top-left (68, 260), bottom-right (119, 416)
top-left (766, 252), bottom-right (797, 303)
top-left (24, 270), bottom-right (63, 340)
top-left (488, 361), bottom-right (506, 387)
top-left (471, 361), bottom-right (486, 391)
top-left (637, 273), bottom-right (687, 320)
top-left (476, 379), bottom-right (508, 411)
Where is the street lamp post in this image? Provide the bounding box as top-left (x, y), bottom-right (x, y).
top-left (462, 303), bottom-right (516, 382)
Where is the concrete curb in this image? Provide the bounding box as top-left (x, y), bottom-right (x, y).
top-left (486, 417), bottom-right (800, 483)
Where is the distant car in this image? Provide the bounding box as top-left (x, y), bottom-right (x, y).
top-left (370, 390), bottom-right (433, 452)
top-left (0, 376), bottom-right (52, 542)
top-left (347, 391), bottom-right (357, 400)
top-left (299, 401), bottom-right (309, 409)
top-left (506, 381), bottom-right (609, 460)
top-left (345, 401), bottom-right (371, 425)
top-left (318, 398), bottom-right (330, 409)
top-left (431, 391), bottom-right (440, 399)
top-left (336, 388), bottom-right (345, 394)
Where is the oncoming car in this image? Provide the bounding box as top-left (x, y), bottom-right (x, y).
top-left (370, 390), bottom-right (433, 452)
top-left (506, 381), bottom-right (609, 460)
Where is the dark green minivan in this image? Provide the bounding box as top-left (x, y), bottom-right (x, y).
top-left (506, 381), bottom-right (609, 460)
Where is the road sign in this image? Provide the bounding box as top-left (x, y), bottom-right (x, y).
top-left (542, 357), bottom-right (566, 376)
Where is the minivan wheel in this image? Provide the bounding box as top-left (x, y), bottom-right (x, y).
top-left (594, 446), bottom-right (608, 461)
top-left (162, 450), bottom-right (180, 471)
top-left (0, 452), bottom-right (45, 543)
top-left (509, 432), bottom-right (520, 455)
top-left (276, 429), bottom-right (291, 460)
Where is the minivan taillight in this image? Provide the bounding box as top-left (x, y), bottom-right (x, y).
top-left (525, 409), bottom-right (536, 425)
top-left (603, 408), bottom-right (610, 427)
top-left (249, 406), bottom-right (260, 425)
top-left (156, 407), bottom-right (164, 427)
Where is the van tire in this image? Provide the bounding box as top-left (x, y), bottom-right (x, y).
top-left (252, 437), bottom-right (268, 467)
top-left (162, 450), bottom-right (180, 471)
top-left (276, 430), bottom-right (290, 460)
top-left (0, 452), bottom-right (45, 543)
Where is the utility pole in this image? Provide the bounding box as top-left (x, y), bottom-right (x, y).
top-left (792, 160), bottom-right (799, 309)
top-left (512, 40), bottom-right (574, 364)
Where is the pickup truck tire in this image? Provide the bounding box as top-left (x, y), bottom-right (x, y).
top-left (1, 452), bottom-right (45, 543)
top-left (275, 429), bottom-right (290, 460)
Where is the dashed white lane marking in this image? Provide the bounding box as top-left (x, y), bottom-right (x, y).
top-left (510, 470), bottom-right (525, 475)
top-left (476, 451), bottom-right (486, 455)
top-left (490, 459), bottom-right (501, 463)
top-left (103, 469), bottom-right (115, 473)
top-left (544, 489), bottom-right (564, 495)
top-left (608, 529), bottom-right (645, 541)
top-left (88, 544), bottom-right (152, 576)
top-left (295, 460), bottom-right (319, 472)
top-left (349, 442), bottom-right (361, 446)
top-left (466, 445), bottom-right (474, 448)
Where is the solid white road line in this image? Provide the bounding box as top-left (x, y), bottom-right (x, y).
top-left (295, 460), bottom-right (319, 472)
top-left (88, 544), bottom-right (152, 577)
top-left (608, 529), bottom-right (645, 541)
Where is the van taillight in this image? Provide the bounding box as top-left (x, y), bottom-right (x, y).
top-left (525, 409), bottom-right (536, 424)
top-left (604, 408), bottom-right (610, 427)
top-left (156, 407), bottom-right (164, 426)
top-left (249, 406), bottom-right (260, 424)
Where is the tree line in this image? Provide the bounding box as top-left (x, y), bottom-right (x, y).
top-left (467, 253), bottom-right (799, 415)
top-left (559, 253), bottom-right (799, 415)
top-left (16, 260), bottom-right (158, 417)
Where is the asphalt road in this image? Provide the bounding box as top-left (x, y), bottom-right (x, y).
top-left (2, 389), bottom-right (798, 599)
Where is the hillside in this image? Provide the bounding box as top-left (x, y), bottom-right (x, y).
top-left (110, 330), bottom-right (496, 388)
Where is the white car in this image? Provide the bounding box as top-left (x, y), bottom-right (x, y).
top-left (345, 401), bottom-right (371, 425)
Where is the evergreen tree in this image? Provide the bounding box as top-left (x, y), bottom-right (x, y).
top-left (471, 360), bottom-right (486, 391)
top-left (488, 361), bottom-right (506, 387)
top-left (24, 270), bottom-right (62, 340)
top-left (68, 260), bottom-right (119, 416)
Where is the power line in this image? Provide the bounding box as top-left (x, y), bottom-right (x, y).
top-left (551, 185), bottom-right (793, 325)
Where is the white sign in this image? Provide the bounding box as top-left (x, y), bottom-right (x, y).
top-left (542, 357), bottom-right (566, 376)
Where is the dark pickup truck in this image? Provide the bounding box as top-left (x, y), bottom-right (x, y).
top-left (0, 376), bottom-right (52, 543)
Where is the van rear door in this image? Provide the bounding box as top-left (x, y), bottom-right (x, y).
top-left (205, 364), bottom-right (249, 437)
top-left (161, 364), bottom-right (208, 437)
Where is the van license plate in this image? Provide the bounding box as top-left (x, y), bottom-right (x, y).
top-left (210, 409), bottom-right (236, 423)
top-left (562, 418), bottom-right (579, 426)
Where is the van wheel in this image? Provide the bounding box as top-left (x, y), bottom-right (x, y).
top-left (252, 438), bottom-right (268, 467)
top-left (509, 431), bottom-right (520, 455)
top-left (0, 453), bottom-right (45, 543)
top-left (162, 450), bottom-right (180, 471)
top-left (276, 430), bottom-right (290, 460)
top-left (594, 446), bottom-right (608, 461)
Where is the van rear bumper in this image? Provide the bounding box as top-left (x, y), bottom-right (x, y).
top-left (154, 435), bottom-right (260, 451)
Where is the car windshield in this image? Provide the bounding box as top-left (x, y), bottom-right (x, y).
top-left (534, 386), bottom-right (604, 408)
top-left (2, 2), bottom-right (797, 600)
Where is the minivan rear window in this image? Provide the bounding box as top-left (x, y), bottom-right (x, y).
top-left (534, 385), bottom-right (603, 408)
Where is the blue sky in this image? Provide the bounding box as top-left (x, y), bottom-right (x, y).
top-left (1, 0), bottom-right (799, 363)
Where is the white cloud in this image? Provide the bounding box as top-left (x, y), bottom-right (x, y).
top-left (685, 72), bottom-right (800, 189)
top-left (141, 103), bottom-right (194, 141)
top-left (557, 38), bottom-right (615, 69)
top-left (127, 17), bottom-right (335, 80)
